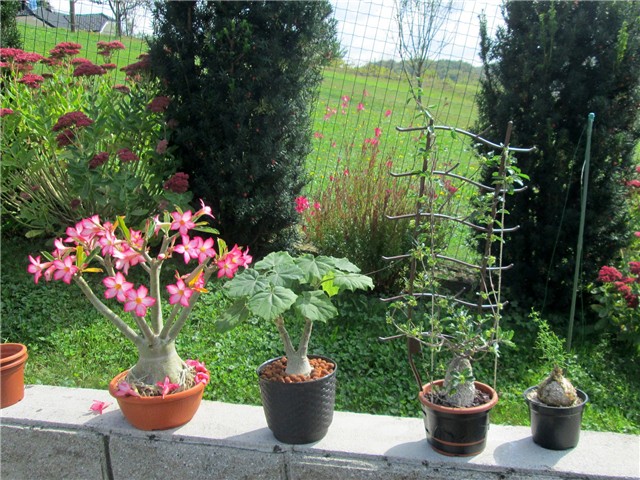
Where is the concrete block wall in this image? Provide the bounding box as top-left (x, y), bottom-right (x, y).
top-left (1, 385), bottom-right (639, 479)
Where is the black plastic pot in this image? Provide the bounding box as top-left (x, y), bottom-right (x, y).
top-left (257, 355), bottom-right (337, 444)
top-left (524, 386), bottom-right (588, 450)
top-left (419, 380), bottom-right (499, 457)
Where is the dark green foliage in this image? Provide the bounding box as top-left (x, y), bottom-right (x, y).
top-left (476, 1), bottom-right (640, 314)
top-left (148, 1), bottom-right (339, 254)
top-left (1, 1), bottom-right (22, 49)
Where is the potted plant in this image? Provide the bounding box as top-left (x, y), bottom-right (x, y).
top-left (523, 312), bottom-right (588, 450)
top-left (1, 343), bottom-right (28, 409)
top-left (27, 203), bottom-right (251, 430)
top-left (218, 251), bottom-right (374, 444)
top-left (382, 118), bottom-right (533, 456)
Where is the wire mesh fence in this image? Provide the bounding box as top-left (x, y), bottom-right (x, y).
top-left (13, 0), bottom-right (504, 197)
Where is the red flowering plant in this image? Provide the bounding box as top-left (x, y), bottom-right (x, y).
top-left (303, 93), bottom-right (415, 291)
top-left (590, 165), bottom-right (640, 350)
top-left (27, 202), bottom-right (251, 396)
top-left (1, 42), bottom-right (190, 238)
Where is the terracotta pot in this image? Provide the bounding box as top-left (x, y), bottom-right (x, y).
top-left (419, 379), bottom-right (499, 456)
top-left (108, 370), bottom-right (204, 430)
top-left (1, 343), bottom-right (28, 409)
top-left (257, 355), bottom-right (337, 444)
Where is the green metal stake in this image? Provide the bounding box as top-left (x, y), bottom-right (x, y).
top-left (567, 112), bottom-right (595, 351)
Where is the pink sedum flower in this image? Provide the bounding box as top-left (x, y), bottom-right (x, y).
top-left (123, 285), bottom-right (156, 317)
top-left (103, 272), bottom-right (134, 303)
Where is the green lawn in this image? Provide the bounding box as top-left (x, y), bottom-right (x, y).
top-left (17, 23), bottom-right (147, 84)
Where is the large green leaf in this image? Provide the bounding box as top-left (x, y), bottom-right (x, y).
top-left (254, 251), bottom-right (304, 287)
top-left (294, 254), bottom-right (336, 284)
top-left (323, 256), bottom-right (362, 273)
top-left (254, 251), bottom-right (293, 271)
top-left (247, 285), bottom-right (297, 321)
top-left (214, 299), bottom-right (251, 333)
top-left (224, 269), bottom-right (268, 298)
top-left (331, 271), bottom-right (374, 292)
top-left (294, 291), bottom-right (338, 323)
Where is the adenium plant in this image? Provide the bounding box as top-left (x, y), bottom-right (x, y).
top-left (27, 202), bottom-right (251, 395)
top-left (218, 251), bottom-right (374, 376)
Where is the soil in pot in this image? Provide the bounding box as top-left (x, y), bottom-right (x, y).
top-left (1, 343), bottom-right (28, 409)
top-left (524, 386), bottom-right (588, 450)
top-left (419, 380), bottom-right (498, 457)
top-left (259, 356), bottom-right (335, 383)
top-left (258, 355), bottom-right (337, 444)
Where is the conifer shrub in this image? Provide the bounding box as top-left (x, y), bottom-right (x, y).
top-left (148, 1), bottom-right (339, 254)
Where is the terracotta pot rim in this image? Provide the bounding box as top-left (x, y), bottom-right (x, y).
top-left (419, 379), bottom-right (499, 414)
top-left (0, 343), bottom-right (28, 366)
top-left (0, 353), bottom-right (28, 373)
top-left (256, 354), bottom-right (338, 382)
top-left (108, 370), bottom-right (205, 405)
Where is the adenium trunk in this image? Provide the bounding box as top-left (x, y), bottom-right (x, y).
top-left (128, 340), bottom-right (185, 386)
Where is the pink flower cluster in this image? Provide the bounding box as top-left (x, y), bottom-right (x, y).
top-left (27, 205), bottom-right (252, 318)
top-left (295, 196), bottom-right (320, 215)
top-left (164, 172), bottom-right (189, 193)
top-left (186, 359), bottom-right (210, 385)
top-left (598, 263), bottom-right (640, 309)
top-left (52, 111), bottom-right (94, 147)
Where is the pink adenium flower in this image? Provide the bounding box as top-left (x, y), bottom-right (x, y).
top-left (103, 272), bottom-right (134, 303)
top-left (27, 255), bottom-right (52, 284)
top-left (167, 278), bottom-right (194, 307)
top-left (186, 359), bottom-right (210, 385)
top-left (89, 400), bottom-right (111, 415)
top-left (170, 211), bottom-right (196, 235)
top-left (114, 381), bottom-right (140, 397)
top-left (195, 199), bottom-right (214, 219)
top-left (173, 235), bottom-right (200, 264)
top-left (195, 237), bottom-right (216, 264)
top-left (53, 256), bottom-right (79, 284)
top-left (157, 376), bottom-right (180, 399)
top-left (123, 285), bottom-right (156, 317)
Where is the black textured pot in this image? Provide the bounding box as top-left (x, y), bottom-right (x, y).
top-left (419, 380), bottom-right (499, 457)
top-left (257, 355), bottom-right (337, 444)
top-left (524, 386), bottom-right (588, 450)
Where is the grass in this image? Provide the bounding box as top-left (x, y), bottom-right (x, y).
top-left (2, 235), bottom-right (639, 434)
top-left (16, 23), bottom-right (147, 84)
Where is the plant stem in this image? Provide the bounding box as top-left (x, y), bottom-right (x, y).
top-left (273, 317), bottom-right (313, 376)
top-left (74, 276), bottom-right (143, 346)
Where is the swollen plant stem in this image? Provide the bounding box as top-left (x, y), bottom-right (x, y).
top-left (273, 317), bottom-right (314, 376)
